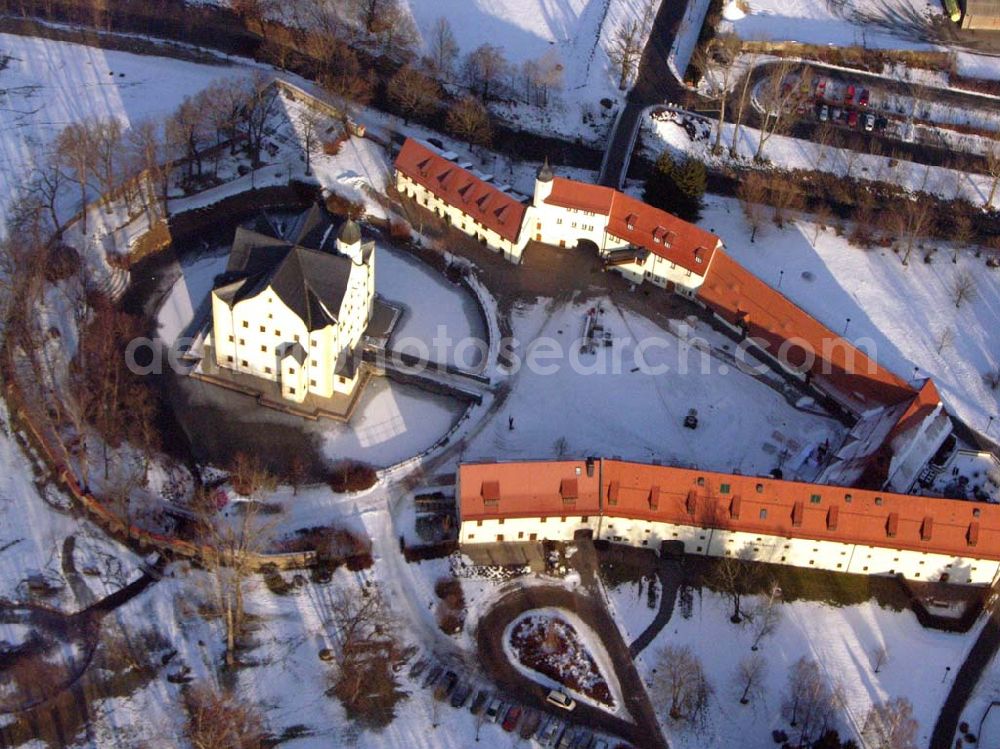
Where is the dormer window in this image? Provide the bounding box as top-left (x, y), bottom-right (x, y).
top-left (626, 214), bottom-right (637, 231)
top-left (652, 226), bottom-right (668, 244)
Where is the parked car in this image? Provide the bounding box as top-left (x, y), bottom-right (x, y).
top-left (450, 682), bottom-right (472, 708)
top-left (434, 670), bottom-right (458, 701)
top-left (540, 718), bottom-right (563, 746)
top-left (408, 658), bottom-right (428, 679)
top-left (859, 88), bottom-right (870, 107)
top-left (558, 727), bottom-right (577, 749)
top-left (847, 110), bottom-right (859, 128)
top-left (832, 106), bottom-right (843, 121)
top-left (469, 689), bottom-right (489, 715)
top-left (845, 83), bottom-right (856, 104)
top-left (485, 698), bottom-right (503, 722)
top-left (874, 115), bottom-right (889, 131)
top-left (502, 705), bottom-right (522, 732)
top-left (863, 113), bottom-right (875, 132)
top-left (547, 690), bottom-right (577, 711)
top-left (519, 709), bottom-right (542, 739)
top-left (818, 104), bottom-right (829, 122)
top-left (422, 664), bottom-right (442, 689)
top-left (816, 79), bottom-right (827, 99)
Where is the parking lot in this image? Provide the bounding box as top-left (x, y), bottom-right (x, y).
top-left (406, 654), bottom-right (626, 749)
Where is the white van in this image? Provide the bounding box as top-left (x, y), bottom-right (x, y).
top-left (546, 690), bottom-right (576, 711)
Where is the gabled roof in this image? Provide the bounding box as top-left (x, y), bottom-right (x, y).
top-left (459, 459), bottom-right (1000, 562)
top-left (696, 249), bottom-right (916, 413)
top-left (214, 205), bottom-right (355, 332)
top-left (542, 177), bottom-right (721, 274)
top-left (459, 460), bottom-right (601, 521)
top-left (395, 139), bottom-right (527, 244)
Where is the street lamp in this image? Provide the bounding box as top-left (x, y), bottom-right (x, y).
top-left (778, 269), bottom-right (784, 289)
top-left (843, 317), bottom-right (851, 336)
top-left (988, 415), bottom-right (996, 435)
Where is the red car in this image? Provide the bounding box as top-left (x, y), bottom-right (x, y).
top-left (847, 110), bottom-right (859, 128)
top-left (502, 705), bottom-right (522, 732)
top-left (816, 79), bottom-right (827, 99)
top-left (845, 83), bottom-right (856, 105)
top-left (858, 88), bottom-right (870, 107)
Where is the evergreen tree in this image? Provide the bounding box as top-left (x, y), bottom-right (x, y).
top-left (643, 151), bottom-right (706, 222)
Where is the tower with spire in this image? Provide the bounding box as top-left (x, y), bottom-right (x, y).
top-left (336, 217), bottom-right (363, 263)
top-left (533, 158), bottom-right (554, 208)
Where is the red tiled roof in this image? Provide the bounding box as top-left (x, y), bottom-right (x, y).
top-left (544, 178), bottom-right (721, 274)
top-left (395, 139), bottom-right (527, 244)
top-left (696, 249), bottom-right (915, 413)
top-left (459, 460), bottom-right (601, 521)
top-left (459, 459), bottom-right (1000, 562)
top-left (601, 459), bottom-right (998, 561)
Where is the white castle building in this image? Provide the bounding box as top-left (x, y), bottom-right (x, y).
top-left (394, 138), bottom-right (722, 296)
top-left (206, 204), bottom-right (375, 404)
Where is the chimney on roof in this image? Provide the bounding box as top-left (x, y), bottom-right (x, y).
top-left (533, 158), bottom-right (554, 208)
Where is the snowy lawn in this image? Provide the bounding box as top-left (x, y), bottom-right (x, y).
top-left (645, 109), bottom-right (1000, 209)
top-left (606, 576), bottom-right (661, 643)
top-left (639, 588), bottom-right (981, 749)
top-left (693, 194), bottom-right (1000, 444)
top-left (718, 0), bottom-right (944, 49)
top-left (464, 296), bottom-right (845, 478)
top-left (0, 32), bottom-right (249, 231)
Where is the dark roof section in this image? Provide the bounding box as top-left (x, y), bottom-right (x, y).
top-left (537, 158), bottom-right (554, 183)
top-left (339, 218), bottom-right (362, 245)
top-left (214, 206), bottom-right (356, 332)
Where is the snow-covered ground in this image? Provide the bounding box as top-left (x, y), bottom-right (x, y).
top-left (0, 32), bottom-right (249, 231)
top-left (718, 0), bottom-right (944, 49)
top-left (463, 295), bottom-right (845, 479)
top-left (605, 576), bottom-right (660, 643)
top-left (637, 588), bottom-right (980, 749)
top-left (689, 194), bottom-right (1000, 443)
top-left (645, 109), bottom-right (1000, 209)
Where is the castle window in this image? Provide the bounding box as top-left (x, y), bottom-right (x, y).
top-left (228, 335), bottom-right (234, 342)
top-left (241, 360), bottom-right (248, 367)
top-left (239, 338), bottom-right (245, 346)
top-left (264, 366), bottom-right (272, 374)
top-left (260, 345), bottom-right (267, 353)
top-left (810, 494), bottom-right (821, 504)
top-left (275, 329), bottom-right (281, 337)
top-left (759, 509), bottom-right (768, 520)
top-left (242, 321), bottom-right (248, 328)
top-left (288, 387), bottom-right (296, 395)
top-left (226, 355), bottom-right (234, 363)
top-left (756, 483), bottom-right (764, 493)
top-left (259, 325), bottom-right (266, 333)
top-left (288, 367), bottom-right (295, 375)
top-left (310, 379), bottom-right (317, 387)
top-left (874, 497), bottom-right (883, 506)
top-left (845, 493), bottom-right (853, 503)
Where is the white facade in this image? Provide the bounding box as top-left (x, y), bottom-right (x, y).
top-left (459, 514), bottom-right (1000, 585)
top-left (208, 231), bottom-right (374, 404)
top-left (395, 170), bottom-right (530, 263)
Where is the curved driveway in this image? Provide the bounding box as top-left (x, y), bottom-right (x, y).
top-left (476, 584), bottom-right (668, 749)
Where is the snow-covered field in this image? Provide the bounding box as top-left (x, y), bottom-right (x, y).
top-left (645, 109), bottom-right (1000, 209)
top-left (688, 194), bottom-right (1000, 443)
top-left (0, 32), bottom-right (249, 231)
top-left (637, 588), bottom-right (980, 749)
top-left (464, 295), bottom-right (845, 479)
top-left (718, 0), bottom-right (944, 49)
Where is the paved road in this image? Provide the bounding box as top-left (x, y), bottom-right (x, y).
top-left (599, 0), bottom-right (691, 187)
top-left (476, 581), bottom-right (669, 749)
top-left (930, 598), bottom-right (1000, 749)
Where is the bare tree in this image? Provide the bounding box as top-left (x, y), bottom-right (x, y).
top-left (326, 586), bottom-right (404, 727)
top-left (29, 161), bottom-right (66, 233)
top-left (782, 657), bottom-right (841, 747)
top-left (749, 581), bottom-right (782, 651)
top-left (737, 172), bottom-right (769, 243)
top-left (167, 96), bottom-right (212, 181)
top-left (651, 644), bottom-right (713, 724)
top-left (238, 75), bottom-right (280, 169)
top-left (894, 197), bottom-right (935, 266)
top-left (446, 96), bottom-right (492, 148)
top-left (55, 121), bottom-right (97, 234)
top-left (767, 172), bottom-right (802, 229)
top-left (287, 454), bottom-right (308, 496)
top-left (862, 697), bottom-right (918, 749)
top-left (692, 34), bottom-right (741, 154)
top-left (755, 62), bottom-right (812, 162)
top-left (319, 44), bottom-right (375, 111)
top-left (293, 106), bottom-right (325, 178)
top-left (196, 492), bottom-right (274, 666)
top-left (388, 65), bottom-right (441, 125)
top-left (425, 17), bottom-right (459, 79)
top-left (986, 143), bottom-right (1000, 210)
top-left (935, 326), bottom-right (953, 355)
top-left (951, 212), bottom-right (974, 263)
top-left (734, 653), bottom-right (766, 706)
top-left (607, 20), bottom-right (644, 90)
top-left (91, 118), bottom-right (125, 213)
top-left (521, 50), bottom-right (564, 108)
top-left (184, 683), bottom-right (266, 749)
top-left (952, 268), bottom-right (977, 309)
top-left (870, 644), bottom-right (889, 674)
top-left (729, 51), bottom-right (758, 157)
top-left (464, 43), bottom-right (508, 101)
top-left (812, 202), bottom-right (833, 244)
